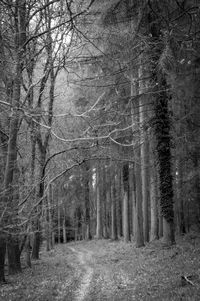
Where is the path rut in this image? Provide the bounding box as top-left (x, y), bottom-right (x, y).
top-left (68, 244), bottom-right (134, 301)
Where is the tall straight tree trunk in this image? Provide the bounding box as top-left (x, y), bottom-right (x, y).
top-left (63, 206), bottom-right (67, 243)
top-left (175, 159), bottom-right (185, 234)
top-left (148, 3), bottom-right (175, 245)
top-left (130, 75), bottom-right (144, 247)
top-left (25, 234), bottom-right (31, 268)
top-left (149, 129), bottom-right (158, 241)
top-left (116, 165), bottom-right (123, 238)
top-left (0, 236), bottom-right (6, 282)
top-left (45, 195), bottom-right (50, 251)
top-left (134, 156), bottom-right (145, 247)
top-left (139, 65), bottom-right (150, 243)
top-left (84, 162), bottom-right (92, 240)
top-left (158, 198), bottom-right (163, 238)
top-left (49, 184), bottom-right (53, 248)
top-left (150, 164), bottom-right (158, 240)
top-left (154, 80), bottom-right (175, 245)
top-left (111, 173), bottom-right (117, 240)
top-left (123, 164), bottom-right (130, 242)
top-left (58, 202), bottom-right (61, 244)
top-left (32, 151), bottom-right (46, 259)
top-left (129, 163), bottom-right (136, 239)
top-left (96, 161), bottom-right (102, 239)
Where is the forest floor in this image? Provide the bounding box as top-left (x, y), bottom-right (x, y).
top-left (1, 236), bottom-right (200, 300)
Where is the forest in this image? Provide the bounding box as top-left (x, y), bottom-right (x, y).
top-left (0, 0), bottom-right (200, 300)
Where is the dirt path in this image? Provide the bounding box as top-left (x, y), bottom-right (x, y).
top-left (68, 243), bottom-right (134, 301)
top-left (68, 247), bottom-right (94, 301)
top-left (2, 239), bottom-right (200, 300)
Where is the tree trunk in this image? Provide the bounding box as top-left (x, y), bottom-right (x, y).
top-left (117, 166), bottom-right (123, 238)
top-left (58, 202), bottom-right (61, 244)
top-left (45, 195), bottom-right (50, 251)
top-left (148, 3), bottom-right (175, 245)
top-left (25, 235), bottom-right (31, 268)
top-left (123, 164), bottom-right (130, 242)
top-left (111, 180), bottom-right (117, 240)
top-left (7, 236), bottom-right (21, 274)
top-left (32, 151), bottom-right (46, 259)
top-left (131, 75), bottom-right (144, 247)
top-left (0, 235), bottom-right (6, 283)
top-left (84, 162), bottom-right (91, 240)
top-left (150, 168), bottom-right (158, 241)
top-left (149, 134), bottom-right (158, 241)
top-left (158, 197), bottom-right (163, 238)
top-left (129, 163), bottom-right (136, 240)
top-left (52, 231), bottom-right (55, 247)
top-left (31, 231), bottom-right (40, 260)
top-left (154, 80), bottom-right (175, 245)
top-left (135, 158), bottom-right (145, 247)
top-left (49, 184), bottom-right (53, 248)
top-left (63, 209), bottom-right (67, 244)
top-left (139, 65), bottom-right (150, 243)
top-left (96, 162), bottom-right (102, 239)
top-left (175, 159), bottom-right (186, 235)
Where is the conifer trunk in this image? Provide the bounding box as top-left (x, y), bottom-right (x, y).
top-left (154, 79), bottom-right (175, 245)
top-left (96, 161), bottom-right (102, 239)
top-left (123, 164), bottom-right (130, 242)
top-left (111, 180), bottom-right (117, 240)
top-left (139, 65), bottom-right (150, 243)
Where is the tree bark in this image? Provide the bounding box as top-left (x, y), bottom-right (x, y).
top-left (0, 235), bottom-right (6, 282)
top-left (96, 161), bottom-right (102, 239)
top-left (154, 80), bottom-right (175, 245)
top-left (175, 159), bottom-right (186, 234)
top-left (149, 133), bottom-right (158, 241)
top-left (111, 177), bottom-right (117, 240)
top-left (129, 163), bottom-right (136, 240)
top-left (31, 231), bottom-right (40, 260)
top-left (63, 206), bottom-right (67, 244)
top-left (58, 202), bottom-right (61, 244)
top-left (123, 164), bottom-right (130, 242)
top-left (2, 2), bottom-right (25, 274)
top-left (135, 158), bottom-right (145, 247)
top-left (117, 166), bottom-right (123, 238)
top-left (130, 75), bottom-right (144, 247)
top-left (25, 235), bottom-right (31, 268)
top-left (139, 65), bottom-right (150, 243)
top-left (84, 162), bottom-right (91, 240)
top-left (148, 2), bottom-right (175, 245)
top-left (7, 236), bottom-right (21, 274)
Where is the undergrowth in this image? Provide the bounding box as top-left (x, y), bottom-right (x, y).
top-left (0, 235), bottom-right (200, 300)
